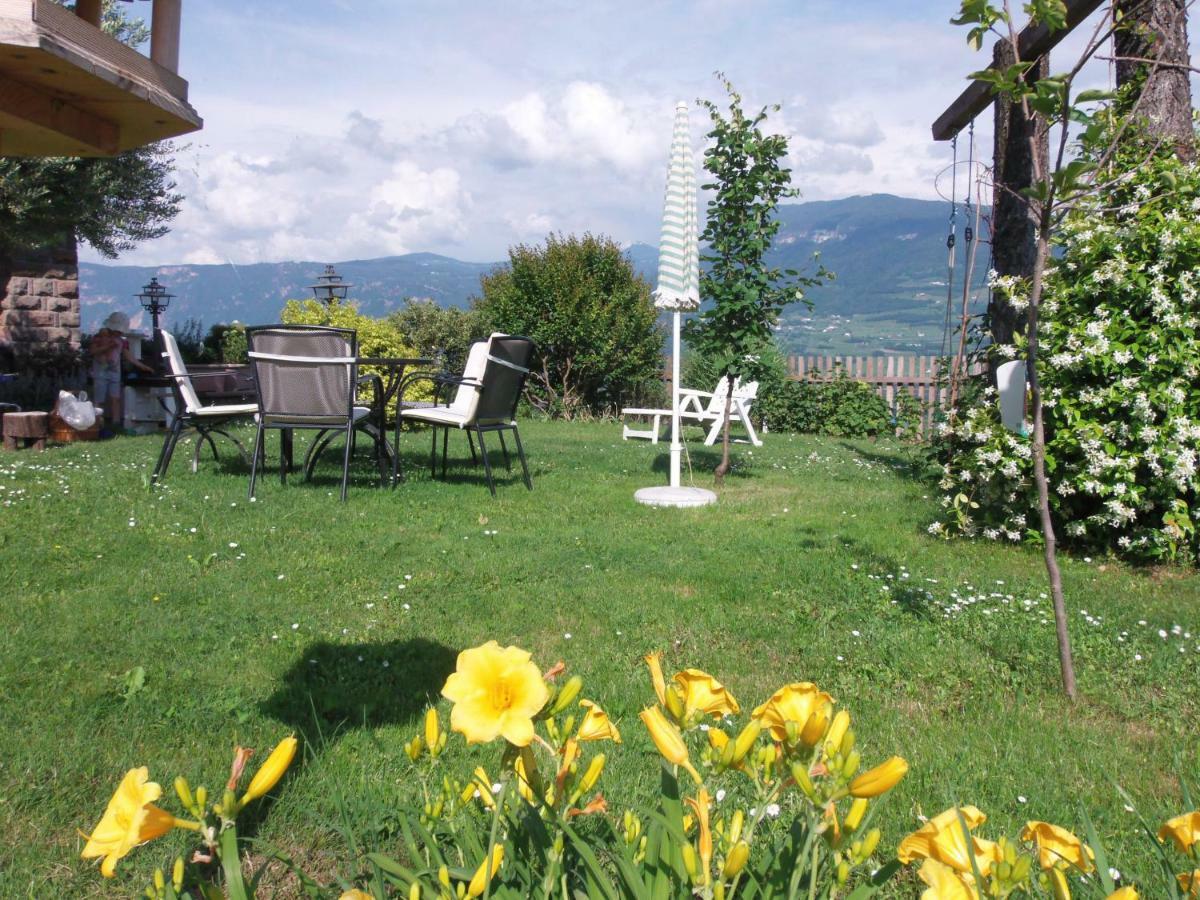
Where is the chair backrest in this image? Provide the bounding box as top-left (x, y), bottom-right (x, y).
top-left (703, 377), bottom-right (758, 416)
top-left (474, 335), bottom-right (535, 425)
top-left (159, 330), bottom-right (202, 414)
top-left (247, 325), bottom-right (358, 425)
top-left (450, 340), bottom-right (492, 419)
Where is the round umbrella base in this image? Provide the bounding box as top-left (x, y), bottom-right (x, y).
top-left (634, 485), bottom-right (717, 508)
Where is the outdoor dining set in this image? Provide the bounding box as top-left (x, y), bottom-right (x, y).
top-left (151, 325), bottom-right (536, 500)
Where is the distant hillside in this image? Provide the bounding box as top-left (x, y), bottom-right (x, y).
top-left (81, 194), bottom-right (988, 355)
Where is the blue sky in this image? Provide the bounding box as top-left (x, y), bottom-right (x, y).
top-left (89, 1), bottom-right (1141, 267)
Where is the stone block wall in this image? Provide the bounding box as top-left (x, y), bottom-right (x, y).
top-left (0, 240), bottom-right (81, 366)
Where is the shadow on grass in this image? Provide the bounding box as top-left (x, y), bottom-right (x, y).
top-left (835, 440), bottom-right (931, 485)
top-left (261, 637), bottom-right (456, 743)
top-left (648, 446), bottom-right (755, 479)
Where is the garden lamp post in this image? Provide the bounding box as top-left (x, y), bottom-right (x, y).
top-left (136, 276), bottom-right (173, 334)
top-left (309, 264), bottom-right (352, 307)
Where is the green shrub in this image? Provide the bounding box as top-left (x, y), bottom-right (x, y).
top-left (279, 299), bottom-right (429, 412)
top-left (759, 371), bottom-right (900, 437)
top-left (388, 298), bottom-right (487, 372)
top-left (931, 141), bottom-right (1200, 562)
top-left (474, 233), bottom-right (663, 418)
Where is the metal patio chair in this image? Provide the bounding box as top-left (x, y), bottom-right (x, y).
top-left (246, 325), bottom-right (383, 502)
top-left (151, 330), bottom-right (258, 482)
top-left (395, 334), bottom-right (535, 496)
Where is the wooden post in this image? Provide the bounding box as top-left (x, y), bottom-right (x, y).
top-left (988, 38), bottom-right (1048, 380)
top-left (151, 0), bottom-right (182, 73)
top-left (74, 0), bottom-right (102, 26)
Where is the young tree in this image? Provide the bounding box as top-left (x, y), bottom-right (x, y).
top-left (688, 78), bottom-right (830, 486)
top-left (474, 233), bottom-right (662, 418)
top-left (952, 0), bottom-right (1194, 700)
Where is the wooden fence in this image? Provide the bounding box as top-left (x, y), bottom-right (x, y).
top-left (786, 354), bottom-right (977, 437)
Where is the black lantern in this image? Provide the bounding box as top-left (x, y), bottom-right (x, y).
top-left (136, 276), bottom-right (173, 334)
top-left (309, 264), bottom-right (352, 306)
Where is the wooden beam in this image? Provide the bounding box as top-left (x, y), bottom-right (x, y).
top-left (74, 0), bottom-right (102, 27)
top-left (0, 73), bottom-right (119, 153)
top-left (931, 0), bottom-right (1106, 140)
top-left (150, 0), bottom-right (181, 74)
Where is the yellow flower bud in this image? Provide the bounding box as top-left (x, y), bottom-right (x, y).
top-left (664, 684), bottom-right (687, 723)
top-left (848, 756), bottom-right (908, 798)
top-left (839, 728), bottom-right (856, 758)
top-left (729, 809), bottom-right (745, 845)
top-left (861, 827), bottom-right (881, 859)
top-left (731, 719), bottom-right (761, 766)
top-left (837, 860), bottom-right (850, 884)
top-left (173, 776), bottom-right (193, 812)
top-left (708, 727), bottom-right (729, 753)
top-left (639, 706), bottom-right (702, 783)
top-left (579, 753), bottom-right (606, 794)
top-left (644, 652), bottom-right (668, 707)
top-left (425, 709), bottom-right (442, 756)
top-left (172, 856), bottom-right (184, 892)
top-left (466, 846), bottom-right (503, 898)
top-left (824, 710), bottom-right (851, 754)
top-left (194, 786), bottom-right (208, 813)
top-left (154, 868), bottom-right (165, 891)
top-left (405, 736), bottom-right (424, 762)
top-left (785, 720), bottom-right (800, 746)
top-left (791, 761), bottom-right (815, 798)
top-left (801, 709), bottom-right (829, 747)
top-left (845, 797), bottom-right (869, 831)
top-left (841, 749), bottom-right (861, 779)
top-left (409, 883), bottom-right (421, 900)
top-left (338, 891), bottom-right (372, 900)
top-left (1049, 866), bottom-right (1071, 900)
top-left (438, 865), bottom-right (451, 888)
top-left (472, 767), bottom-right (496, 810)
top-left (549, 676), bottom-right (583, 716)
top-left (681, 843), bottom-right (699, 882)
top-left (240, 736), bottom-right (298, 806)
top-left (722, 842), bottom-right (750, 879)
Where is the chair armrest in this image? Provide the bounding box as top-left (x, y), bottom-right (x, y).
top-left (678, 388), bottom-right (714, 399)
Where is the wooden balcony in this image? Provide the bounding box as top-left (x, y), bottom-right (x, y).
top-left (0, 0), bottom-right (201, 157)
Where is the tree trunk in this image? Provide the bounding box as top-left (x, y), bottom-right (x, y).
top-left (1025, 227), bottom-right (1078, 702)
top-left (988, 39), bottom-right (1048, 381)
top-left (1114, 0), bottom-right (1194, 161)
top-left (712, 377), bottom-right (736, 487)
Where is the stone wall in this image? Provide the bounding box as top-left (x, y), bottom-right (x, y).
top-left (0, 240), bottom-right (81, 367)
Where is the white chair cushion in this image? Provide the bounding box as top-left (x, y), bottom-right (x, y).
top-left (193, 402), bottom-right (258, 418)
top-left (401, 405), bottom-right (470, 427)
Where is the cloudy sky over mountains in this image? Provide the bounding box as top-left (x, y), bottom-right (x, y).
top-left (90, 0), bottom-right (1128, 268)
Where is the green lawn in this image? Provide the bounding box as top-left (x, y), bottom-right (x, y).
top-left (0, 420), bottom-right (1196, 896)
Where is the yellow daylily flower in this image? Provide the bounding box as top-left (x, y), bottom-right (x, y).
top-left (1179, 870), bottom-right (1200, 898)
top-left (577, 699), bottom-right (622, 743)
top-left (442, 641), bottom-right (549, 747)
top-left (1106, 889), bottom-right (1139, 900)
top-left (241, 736), bottom-right (298, 806)
top-left (673, 669), bottom-right (740, 719)
top-left (466, 845), bottom-right (504, 898)
top-left (751, 683), bottom-right (834, 744)
top-left (898, 806), bottom-right (999, 877)
top-left (849, 756), bottom-right (909, 798)
top-left (685, 789), bottom-right (713, 886)
top-left (722, 841), bottom-right (750, 879)
top-left (81, 768), bottom-right (177, 878)
top-left (639, 706), bottom-right (701, 783)
top-left (644, 651), bottom-right (668, 707)
top-left (1021, 821), bottom-right (1094, 872)
top-left (1159, 811), bottom-right (1200, 853)
top-left (917, 857), bottom-right (980, 900)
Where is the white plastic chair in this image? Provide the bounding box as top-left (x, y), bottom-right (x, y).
top-left (622, 376), bottom-right (762, 446)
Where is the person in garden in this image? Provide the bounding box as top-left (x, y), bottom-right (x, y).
top-left (89, 311), bottom-right (153, 437)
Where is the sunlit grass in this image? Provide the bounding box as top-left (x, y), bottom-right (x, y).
top-left (0, 420), bottom-right (1195, 896)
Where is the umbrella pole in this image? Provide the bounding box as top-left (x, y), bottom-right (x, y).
top-left (670, 310), bottom-right (682, 489)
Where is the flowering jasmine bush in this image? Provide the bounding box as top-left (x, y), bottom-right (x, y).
top-left (932, 145), bottom-right (1200, 561)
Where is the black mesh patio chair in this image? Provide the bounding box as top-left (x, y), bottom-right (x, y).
top-left (246, 325), bottom-right (383, 502)
top-left (395, 334), bottom-right (535, 496)
top-left (151, 330), bottom-right (258, 483)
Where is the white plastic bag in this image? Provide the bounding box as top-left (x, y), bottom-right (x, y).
top-left (57, 390), bottom-right (97, 430)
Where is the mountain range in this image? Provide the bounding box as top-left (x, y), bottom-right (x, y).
top-left (80, 193), bottom-right (989, 355)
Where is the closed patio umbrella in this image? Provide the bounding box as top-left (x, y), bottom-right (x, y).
top-left (635, 101), bottom-right (716, 508)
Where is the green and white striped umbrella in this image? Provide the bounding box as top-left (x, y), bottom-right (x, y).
top-left (653, 101), bottom-right (700, 312)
